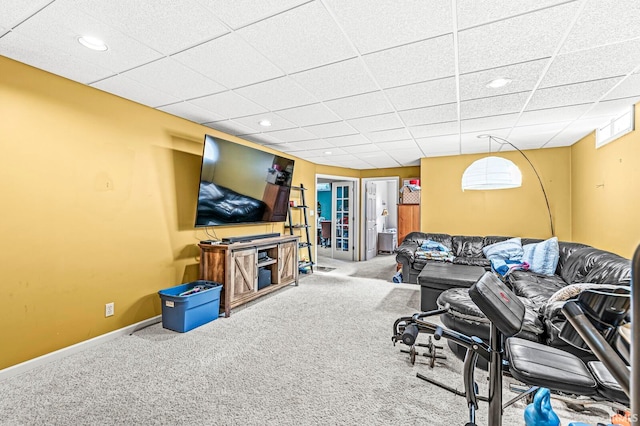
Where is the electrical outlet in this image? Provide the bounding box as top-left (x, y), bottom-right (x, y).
top-left (105, 302), bottom-right (114, 317)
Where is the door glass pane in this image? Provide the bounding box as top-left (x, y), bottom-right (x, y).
top-left (337, 187), bottom-right (343, 198)
top-left (344, 186), bottom-right (349, 197)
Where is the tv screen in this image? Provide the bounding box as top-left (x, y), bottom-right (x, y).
top-left (195, 134), bottom-right (295, 227)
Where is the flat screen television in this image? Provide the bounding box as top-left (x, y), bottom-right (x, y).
top-left (195, 134), bottom-right (295, 227)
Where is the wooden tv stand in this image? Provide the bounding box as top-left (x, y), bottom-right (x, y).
top-left (198, 235), bottom-right (299, 318)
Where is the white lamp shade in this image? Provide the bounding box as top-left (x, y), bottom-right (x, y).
top-left (461, 156), bottom-right (522, 190)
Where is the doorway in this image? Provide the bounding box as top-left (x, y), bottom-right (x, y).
top-left (361, 177), bottom-right (400, 261)
top-left (315, 174), bottom-right (359, 264)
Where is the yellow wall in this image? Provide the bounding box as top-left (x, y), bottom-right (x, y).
top-left (420, 147), bottom-right (572, 240)
top-left (570, 104), bottom-right (640, 258)
top-left (0, 57), bottom-right (318, 369)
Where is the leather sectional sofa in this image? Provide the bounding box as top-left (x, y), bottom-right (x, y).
top-left (395, 232), bottom-right (632, 356)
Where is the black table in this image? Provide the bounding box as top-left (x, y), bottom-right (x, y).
top-left (417, 262), bottom-right (486, 311)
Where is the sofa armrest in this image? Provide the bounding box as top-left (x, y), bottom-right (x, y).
top-left (395, 241), bottom-right (418, 264)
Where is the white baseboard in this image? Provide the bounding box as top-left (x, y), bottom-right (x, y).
top-left (0, 315), bottom-right (162, 381)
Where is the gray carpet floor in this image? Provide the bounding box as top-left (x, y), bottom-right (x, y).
top-left (0, 255), bottom-right (614, 425)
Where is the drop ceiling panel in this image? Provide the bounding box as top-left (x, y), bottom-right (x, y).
top-left (359, 155), bottom-right (401, 168)
top-left (262, 127), bottom-right (317, 143)
top-left (541, 39), bottom-right (640, 88)
top-left (409, 121), bottom-right (459, 138)
top-left (232, 112), bottom-right (296, 133)
top-left (159, 101), bottom-right (225, 124)
top-left (386, 77), bottom-right (458, 111)
top-left (460, 114), bottom-right (518, 133)
top-left (507, 122), bottom-right (573, 148)
top-left (240, 133), bottom-right (283, 145)
top-left (416, 134), bottom-right (460, 154)
top-left (376, 139), bottom-right (421, 152)
top-left (457, 2), bottom-right (579, 74)
top-left (323, 0), bottom-right (453, 54)
top-left (201, 0), bottom-right (310, 30)
top-left (123, 57), bottom-right (226, 100)
top-left (399, 104), bottom-right (459, 127)
top-left (341, 144), bottom-right (381, 154)
top-left (527, 77), bottom-right (623, 110)
top-left (303, 121), bottom-right (358, 139)
top-left (172, 33), bottom-right (283, 89)
top-left (0, 0), bottom-right (53, 28)
top-left (10, 1), bottom-right (163, 74)
top-left (190, 91), bottom-right (267, 119)
top-left (69, 0), bottom-right (229, 55)
top-left (91, 74), bottom-right (180, 107)
top-left (206, 119), bottom-right (258, 136)
top-left (237, 1), bottom-right (355, 74)
top-left (295, 147), bottom-right (348, 157)
top-left (0, 31), bottom-right (114, 83)
top-left (603, 73), bottom-right (640, 101)
top-left (388, 147), bottom-right (425, 163)
top-left (561, 0), bottom-right (640, 53)
top-left (584, 97), bottom-right (640, 120)
top-left (459, 59), bottom-right (548, 101)
top-left (542, 126), bottom-right (593, 148)
top-left (275, 103), bottom-right (341, 127)
top-left (460, 91), bottom-right (530, 120)
top-left (365, 128), bottom-right (412, 143)
top-left (364, 35), bottom-right (456, 88)
top-left (348, 113), bottom-right (403, 133)
top-left (519, 104), bottom-right (590, 127)
top-left (324, 91), bottom-right (394, 120)
top-left (291, 58), bottom-right (379, 101)
top-left (456, 0), bottom-right (570, 30)
top-left (235, 76), bottom-right (317, 111)
top-left (324, 134), bottom-right (371, 147)
top-left (281, 139), bottom-right (336, 151)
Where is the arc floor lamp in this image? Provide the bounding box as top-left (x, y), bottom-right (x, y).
top-left (461, 134), bottom-right (555, 237)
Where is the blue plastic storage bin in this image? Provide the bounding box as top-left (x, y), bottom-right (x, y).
top-left (158, 280), bottom-right (222, 332)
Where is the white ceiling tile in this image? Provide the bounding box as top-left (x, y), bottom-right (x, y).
top-left (324, 134), bottom-right (372, 147)
top-left (461, 92), bottom-right (530, 120)
top-left (323, 0), bottom-right (453, 54)
top-left (527, 77), bottom-right (623, 110)
top-left (507, 122), bottom-right (573, 148)
top-left (388, 147), bottom-right (425, 162)
top-left (234, 76), bottom-right (317, 111)
top-left (206, 119), bottom-right (258, 136)
top-left (348, 113), bottom-right (403, 133)
top-left (232, 112), bottom-right (297, 133)
top-left (159, 101), bottom-right (226, 123)
top-left (200, 0), bottom-right (309, 30)
top-left (561, 0), bottom-right (640, 53)
top-left (237, 1), bottom-right (355, 74)
top-left (0, 0), bottom-right (53, 28)
top-left (69, 0), bottom-right (229, 55)
top-left (303, 121), bottom-right (358, 138)
top-left (295, 147), bottom-right (348, 157)
top-left (416, 134), bottom-right (462, 157)
top-left (240, 133), bottom-right (283, 145)
top-left (283, 140), bottom-right (337, 151)
top-left (365, 128), bottom-right (412, 143)
top-left (603, 73), bottom-right (640, 101)
top-left (541, 123), bottom-right (594, 147)
top-left (341, 144), bottom-right (381, 154)
top-left (457, 2), bottom-right (579, 74)
top-left (519, 105), bottom-right (590, 127)
top-left (456, 0), bottom-right (571, 29)
top-left (291, 58), bottom-right (379, 101)
top-left (386, 77), bottom-right (458, 110)
top-left (364, 34), bottom-right (455, 88)
top-left (460, 114), bottom-right (518, 133)
top-left (191, 91), bottom-right (267, 119)
top-left (542, 39), bottom-right (640, 88)
top-left (459, 59), bottom-right (548, 101)
top-left (399, 104), bottom-right (458, 127)
top-left (10, 1), bottom-right (163, 74)
top-left (377, 140), bottom-right (420, 152)
top-left (0, 31), bottom-right (114, 83)
top-left (361, 156), bottom-right (402, 168)
top-left (324, 91), bottom-right (394, 120)
top-left (409, 121), bottom-right (459, 138)
top-left (262, 127), bottom-right (317, 143)
top-left (584, 97), bottom-right (640, 120)
top-left (123, 57), bottom-right (226, 100)
top-left (275, 103), bottom-right (341, 127)
top-left (172, 33), bottom-right (283, 89)
top-left (91, 74), bottom-right (180, 107)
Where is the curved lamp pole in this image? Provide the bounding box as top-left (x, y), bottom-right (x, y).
top-left (478, 135), bottom-right (555, 237)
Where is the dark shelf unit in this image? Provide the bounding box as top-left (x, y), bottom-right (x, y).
top-left (287, 183), bottom-right (314, 274)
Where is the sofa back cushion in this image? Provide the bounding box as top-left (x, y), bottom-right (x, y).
top-left (405, 232), bottom-right (453, 251)
top-left (452, 235), bottom-right (484, 257)
top-left (556, 241), bottom-right (591, 275)
top-left (483, 235), bottom-right (511, 246)
top-left (560, 247), bottom-right (631, 285)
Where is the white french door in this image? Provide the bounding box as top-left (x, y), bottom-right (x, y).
top-left (332, 181), bottom-right (355, 261)
top-left (365, 181), bottom-right (377, 260)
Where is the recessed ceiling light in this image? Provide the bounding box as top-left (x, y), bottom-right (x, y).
top-left (324, 151), bottom-right (332, 155)
top-left (259, 119), bottom-right (272, 127)
top-left (486, 77), bottom-right (512, 89)
top-left (78, 36), bottom-right (108, 51)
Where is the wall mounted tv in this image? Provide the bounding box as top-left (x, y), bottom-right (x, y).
top-left (195, 134), bottom-right (295, 227)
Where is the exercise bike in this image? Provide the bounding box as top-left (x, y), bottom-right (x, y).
top-left (392, 272), bottom-right (632, 426)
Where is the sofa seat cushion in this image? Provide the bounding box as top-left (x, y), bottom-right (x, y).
top-left (452, 256), bottom-right (491, 268)
top-left (508, 270), bottom-right (567, 309)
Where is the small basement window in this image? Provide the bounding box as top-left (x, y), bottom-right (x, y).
top-left (596, 105), bottom-right (635, 148)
